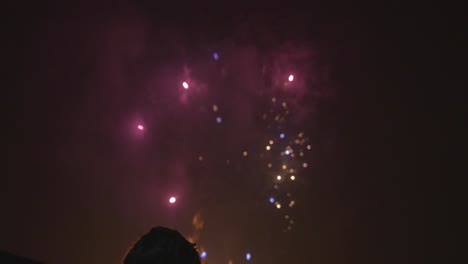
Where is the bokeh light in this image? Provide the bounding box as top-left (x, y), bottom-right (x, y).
top-left (213, 52), bottom-right (219, 61)
top-left (307, 144), bottom-right (312, 150)
top-left (276, 175), bottom-right (282, 180)
top-left (276, 203), bottom-right (281, 209)
top-left (289, 200), bottom-right (295, 207)
top-left (285, 150), bottom-right (290, 155)
top-left (182, 82), bottom-right (189, 89)
top-left (303, 162), bottom-right (308, 168)
top-left (269, 197), bottom-right (275, 203)
top-left (269, 140), bottom-right (274, 145)
top-left (200, 251), bottom-right (207, 259)
top-left (266, 145), bottom-right (271, 150)
top-left (216, 117), bottom-right (222, 124)
top-left (267, 163), bottom-right (272, 168)
top-left (290, 175), bottom-right (296, 181)
top-left (246, 253), bottom-right (252, 261)
top-left (272, 97), bottom-right (276, 103)
top-left (280, 133), bottom-right (285, 139)
top-left (288, 74), bottom-right (294, 81)
top-left (243, 151), bottom-right (248, 157)
top-left (137, 125), bottom-right (144, 130)
top-left (213, 104), bottom-right (218, 112)
top-left (282, 165), bottom-right (287, 170)
top-left (169, 197), bottom-right (176, 203)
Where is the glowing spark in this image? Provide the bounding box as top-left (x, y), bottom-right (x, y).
top-left (276, 175), bottom-right (282, 180)
top-left (243, 151), bottom-right (248, 157)
top-left (276, 203), bottom-right (281, 209)
top-left (288, 74), bottom-right (294, 81)
top-left (269, 197), bottom-right (275, 203)
top-left (303, 162), bottom-right (308, 168)
top-left (285, 150), bottom-right (290, 155)
top-left (182, 82), bottom-right (189, 89)
top-left (290, 175), bottom-right (296, 181)
top-left (280, 133), bottom-right (285, 139)
top-left (169, 197), bottom-right (176, 203)
top-left (213, 104), bottom-right (218, 112)
top-left (266, 145), bottom-right (271, 150)
top-left (137, 125), bottom-right (144, 130)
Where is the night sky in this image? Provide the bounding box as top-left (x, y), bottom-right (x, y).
top-left (2, 1), bottom-right (460, 264)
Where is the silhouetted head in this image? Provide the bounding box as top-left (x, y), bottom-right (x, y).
top-left (124, 227), bottom-right (200, 264)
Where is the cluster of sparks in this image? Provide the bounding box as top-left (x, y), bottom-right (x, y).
top-left (135, 51), bottom-right (312, 262)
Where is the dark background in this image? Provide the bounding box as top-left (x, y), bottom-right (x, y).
top-left (2, 1), bottom-right (461, 263)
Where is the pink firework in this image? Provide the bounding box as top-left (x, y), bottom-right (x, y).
top-left (169, 197), bottom-right (176, 203)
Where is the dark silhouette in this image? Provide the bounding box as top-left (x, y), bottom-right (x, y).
top-left (124, 227), bottom-right (200, 264)
top-left (0, 251), bottom-right (42, 264)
